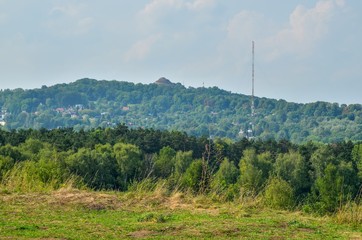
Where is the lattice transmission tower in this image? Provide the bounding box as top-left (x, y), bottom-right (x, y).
top-left (239, 41), bottom-right (256, 139)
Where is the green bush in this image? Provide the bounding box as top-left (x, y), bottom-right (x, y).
top-left (210, 158), bottom-right (239, 201)
top-left (264, 177), bottom-right (295, 210)
top-left (181, 159), bottom-right (203, 193)
top-left (239, 149), bottom-right (273, 194)
top-left (0, 155), bottom-right (15, 181)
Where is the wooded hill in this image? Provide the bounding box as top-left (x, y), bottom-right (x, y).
top-left (0, 78), bottom-right (361, 143)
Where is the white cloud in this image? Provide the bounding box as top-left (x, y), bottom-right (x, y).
top-left (226, 10), bottom-right (265, 43)
top-left (137, 0), bottom-right (185, 34)
top-left (123, 34), bottom-right (162, 62)
top-left (140, 0), bottom-right (215, 19)
top-left (214, 0), bottom-right (348, 94)
top-left (221, 0), bottom-right (345, 63)
top-left (47, 3), bottom-right (93, 36)
top-left (218, 10), bottom-right (268, 73)
top-left (76, 17), bottom-right (93, 32)
top-left (50, 4), bottom-right (80, 17)
top-left (186, 0), bottom-right (215, 11)
top-left (265, 0), bottom-right (344, 60)
top-left (140, 0), bottom-right (183, 17)
top-left (140, 0), bottom-right (215, 15)
top-left (136, 0), bottom-right (217, 46)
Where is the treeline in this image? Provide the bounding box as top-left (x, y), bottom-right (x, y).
top-left (0, 125), bottom-right (361, 214)
top-left (0, 78), bottom-right (361, 143)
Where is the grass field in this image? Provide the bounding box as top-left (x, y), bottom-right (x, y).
top-left (1, 187), bottom-right (361, 239)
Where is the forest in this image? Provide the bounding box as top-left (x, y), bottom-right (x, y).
top-left (0, 78), bottom-right (361, 143)
top-left (0, 124), bottom-right (361, 215)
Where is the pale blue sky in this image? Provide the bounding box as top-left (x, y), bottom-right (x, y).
top-left (0, 0), bottom-right (361, 104)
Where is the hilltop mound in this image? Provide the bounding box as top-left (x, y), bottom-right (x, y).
top-left (155, 77), bottom-right (174, 86)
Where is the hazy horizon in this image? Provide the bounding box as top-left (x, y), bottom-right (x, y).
top-left (0, 0), bottom-right (361, 104)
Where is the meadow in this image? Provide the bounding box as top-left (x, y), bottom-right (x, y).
top-left (1, 182), bottom-right (361, 239)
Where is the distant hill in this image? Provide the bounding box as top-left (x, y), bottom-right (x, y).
top-left (0, 78), bottom-right (361, 143)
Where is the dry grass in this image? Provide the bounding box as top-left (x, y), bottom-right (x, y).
top-left (0, 184), bottom-right (205, 212)
top-left (335, 202), bottom-right (362, 226)
top-left (0, 166), bottom-right (83, 194)
top-left (51, 188), bottom-right (122, 210)
top-left (1, 188), bottom-right (362, 239)
top-left (1, 178), bottom-right (361, 239)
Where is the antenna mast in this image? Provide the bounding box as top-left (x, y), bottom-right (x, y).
top-left (239, 41), bottom-right (256, 139)
top-left (248, 41), bottom-right (255, 139)
top-left (251, 41), bottom-right (255, 118)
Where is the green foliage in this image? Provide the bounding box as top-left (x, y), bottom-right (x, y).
top-left (211, 158), bottom-right (239, 194)
top-left (312, 164), bottom-right (343, 213)
top-left (154, 146), bottom-right (176, 178)
top-left (307, 143), bottom-right (360, 213)
top-left (209, 157), bottom-right (239, 201)
top-left (352, 143), bottom-right (362, 181)
top-left (66, 145), bottom-right (118, 189)
top-left (1, 160), bottom-right (65, 192)
top-left (113, 142), bottom-right (142, 190)
top-left (239, 149), bottom-right (273, 194)
top-left (19, 138), bottom-right (48, 158)
top-left (264, 177), bottom-right (295, 210)
top-left (137, 212), bottom-right (172, 223)
top-left (0, 123), bottom-right (361, 217)
top-left (310, 146), bottom-right (335, 180)
top-left (174, 150), bottom-right (193, 176)
top-left (0, 144), bottom-right (24, 162)
top-left (36, 154), bottom-right (66, 186)
top-left (1, 78), bottom-right (361, 143)
top-left (0, 155), bottom-right (14, 180)
top-left (274, 151), bottom-right (311, 198)
top-left (181, 159), bottom-right (203, 193)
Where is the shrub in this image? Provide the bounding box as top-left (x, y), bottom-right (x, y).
top-left (264, 177), bottom-right (295, 210)
top-left (210, 158), bottom-right (239, 201)
top-left (0, 156), bottom-right (15, 181)
top-left (181, 159), bottom-right (203, 193)
top-left (239, 149), bottom-right (273, 194)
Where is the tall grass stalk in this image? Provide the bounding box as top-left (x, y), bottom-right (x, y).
top-left (0, 161), bottom-right (83, 193)
top-left (335, 188), bottom-right (362, 226)
top-left (1, 162), bottom-right (46, 192)
top-left (335, 202), bottom-right (362, 226)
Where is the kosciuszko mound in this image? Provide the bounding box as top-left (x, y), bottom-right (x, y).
top-left (0, 78), bottom-right (361, 143)
top-left (154, 77), bottom-right (175, 86)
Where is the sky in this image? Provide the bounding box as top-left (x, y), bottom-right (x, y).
top-left (0, 0), bottom-right (361, 104)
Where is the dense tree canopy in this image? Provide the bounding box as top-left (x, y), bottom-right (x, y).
top-left (0, 125), bottom-right (361, 213)
top-left (0, 78), bottom-right (361, 143)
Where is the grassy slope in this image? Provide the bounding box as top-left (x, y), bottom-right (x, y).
top-left (0, 189), bottom-right (361, 240)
